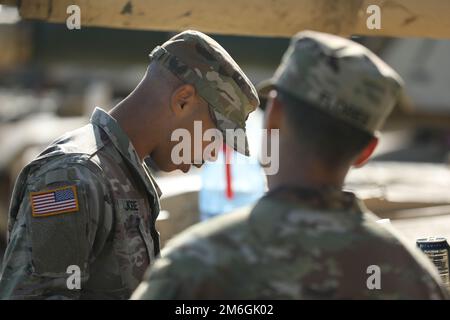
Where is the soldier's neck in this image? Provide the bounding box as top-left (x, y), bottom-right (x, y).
top-left (267, 150), bottom-right (349, 192)
top-left (109, 96), bottom-right (162, 162)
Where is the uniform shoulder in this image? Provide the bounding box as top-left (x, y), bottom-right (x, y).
top-left (7, 130), bottom-right (111, 232)
top-left (148, 205), bottom-right (253, 274)
top-left (361, 211), bottom-right (433, 267)
top-left (23, 123), bottom-right (111, 183)
top-left (36, 123), bottom-right (108, 162)
top-left (163, 205), bottom-right (253, 254)
top-left (27, 153), bottom-right (103, 185)
top-left (360, 212), bottom-right (447, 298)
top-left (136, 205), bottom-right (254, 299)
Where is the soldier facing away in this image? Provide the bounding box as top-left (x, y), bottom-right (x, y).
top-left (132, 30), bottom-right (449, 300)
top-left (0, 30), bottom-right (259, 299)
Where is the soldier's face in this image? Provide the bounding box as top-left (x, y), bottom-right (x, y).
top-left (176, 104), bottom-right (218, 173)
top-left (151, 92), bottom-right (219, 173)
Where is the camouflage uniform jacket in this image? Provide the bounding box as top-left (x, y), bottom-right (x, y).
top-left (0, 107), bottom-right (161, 299)
top-left (133, 187), bottom-right (449, 300)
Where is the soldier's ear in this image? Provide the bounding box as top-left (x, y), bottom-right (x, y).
top-left (264, 90), bottom-right (283, 130)
top-left (353, 137), bottom-right (378, 168)
top-left (170, 84), bottom-right (196, 116)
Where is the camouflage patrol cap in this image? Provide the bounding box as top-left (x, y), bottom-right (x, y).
top-left (258, 30), bottom-right (404, 134)
top-left (149, 30), bottom-right (259, 156)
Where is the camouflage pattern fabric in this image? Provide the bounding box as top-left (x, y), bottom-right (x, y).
top-left (132, 187), bottom-right (449, 300)
top-left (257, 30), bottom-right (404, 135)
top-left (149, 30), bottom-right (260, 155)
top-left (0, 108), bottom-right (161, 299)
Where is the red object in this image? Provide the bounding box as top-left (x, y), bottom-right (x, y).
top-left (224, 144), bottom-right (234, 199)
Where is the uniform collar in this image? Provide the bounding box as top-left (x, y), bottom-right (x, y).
top-left (248, 185), bottom-right (366, 241)
top-left (264, 185), bottom-right (362, 213)
top-left (90, 107), bottom-right (162, 198)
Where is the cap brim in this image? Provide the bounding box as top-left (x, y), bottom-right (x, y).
top-left (211, 109), bottom-right (250, 156)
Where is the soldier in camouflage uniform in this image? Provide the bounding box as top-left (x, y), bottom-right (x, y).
top-left (0, 30), bottom-right (259, 299)
top-left (132, 31), bottom-right (449, 300)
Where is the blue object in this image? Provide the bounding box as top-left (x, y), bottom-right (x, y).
top-left (199, 149), bottom-right (266, 221)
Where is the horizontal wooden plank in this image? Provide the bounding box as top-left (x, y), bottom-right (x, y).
top-left (11, 0), bottom-right (450, 39)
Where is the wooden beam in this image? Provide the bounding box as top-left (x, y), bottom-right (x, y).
top-left (11, 0), bottom-right (450, 39)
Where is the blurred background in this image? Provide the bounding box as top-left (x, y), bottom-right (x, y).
top-left (1, 1), bottom-right (450, 263)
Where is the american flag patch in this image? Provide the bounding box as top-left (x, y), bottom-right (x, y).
top-left (30, 186), bottom-right (79, 217)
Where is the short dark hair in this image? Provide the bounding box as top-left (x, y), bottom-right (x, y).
top-left (277, 89), bottom-right (374, 167)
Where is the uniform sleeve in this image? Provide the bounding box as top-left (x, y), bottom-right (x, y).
top-left (0, 161), bottom-right (112, 300)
